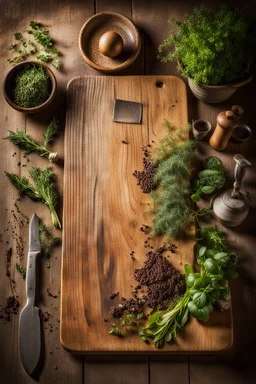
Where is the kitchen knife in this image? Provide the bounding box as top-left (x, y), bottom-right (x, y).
top-left (19, 213), bottom-right (41, 376)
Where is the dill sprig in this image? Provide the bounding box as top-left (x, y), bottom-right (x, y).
top-left (29, 167), bottom-right (61, 228)
top-left (6, 130), bottom-right (50, 157)
top-left (43, 118), bottom-right (58, 146)
top-left (39, 221), bottom-right (61, 258)
top-left (16, 263), bottom-right (26, 279)
top-left (5, 118), bottom-right (59, 162)
top-left (5, 167), bottom-right (61, 228)
top-left (5, 173), bottom-right (40, 201)
top-left (147, 122), bottom-right (196, 240)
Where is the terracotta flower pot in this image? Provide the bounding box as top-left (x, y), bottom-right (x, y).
top-left (188, 75), bottom-right (252, 104)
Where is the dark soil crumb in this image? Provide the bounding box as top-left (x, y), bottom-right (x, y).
top-left (129, 250), bottom-right (135, 261)
top-left (110, 298), bottom-right (145, 318)
top-left (109, 291), bottom-right (119, 300)
top-left (139, 224), bottom-right (151, 236)
top-left (47, 289), bottom-right (58, 299)
top-left (40, 311), bottom-right (52, 322)
top-left (133, 146), bottom-right (158, 193)
top-left (134, 246), bottom-right (185, 309)
top-left (0, 296), bottom-right (20, 321)
top-left (109, 245), bottom-right (185, 318)
top-left (6, 248), bottom-right (12, 277)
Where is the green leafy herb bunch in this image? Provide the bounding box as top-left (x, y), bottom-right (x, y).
top-left (158, 5), bottom-right (256, 85)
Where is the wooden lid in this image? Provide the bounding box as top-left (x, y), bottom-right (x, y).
top-left (79, 12), bottom-right (141, 73)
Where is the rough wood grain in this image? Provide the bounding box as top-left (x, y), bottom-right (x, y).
top-left (84, 356), bottom-right (149, 384)
top-left (0, 0), bottom-right (96, 382)
top-left (61, 75), bottom-right (232, 353)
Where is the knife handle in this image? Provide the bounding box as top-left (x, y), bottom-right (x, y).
top-left (26, 251), bottom-right (40, 305)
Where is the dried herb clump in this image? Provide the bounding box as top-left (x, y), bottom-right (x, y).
top-left (158, 5), bottom-right (256, 85)
top-left (13, 64), bottom-right (51, 108)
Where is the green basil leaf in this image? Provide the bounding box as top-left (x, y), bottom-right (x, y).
top-left (201, 186), bottom-right (216, 194)
top-left (193, 292), bottom-right (207, 308)
top-left (187, 273), bottom-right (195, 287)
top-left (194, 305), bottom-right (210, 322)
top-left (147, 312), bottom-right (159, 328)
top-left (191, 193), bottom-right (201, 202)
top-left (199, 245), bottom-right (207, 258)
top-left (204, 258), bottom-right (220, 275)
top-left (181, 307), bottom-right (189, 326)
top-left (184, 264), bottom-right (193, 276)
top-left (205, 249), bottom-right (219, 258)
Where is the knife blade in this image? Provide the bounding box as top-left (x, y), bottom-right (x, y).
top-left (19, 213), bottom-right (41, 376)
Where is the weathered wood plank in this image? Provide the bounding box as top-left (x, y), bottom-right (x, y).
top-left (84, 356), bottom-right (149, 384)
top-left (150, 356), bottom-right (189, 384)
top-left (0, 0), bottom-right (96, 382)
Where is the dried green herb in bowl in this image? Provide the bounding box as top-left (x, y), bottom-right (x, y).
top-left (3, 61), bottom-right (57, 113)
top-left (13, 64), bottom-right (50, 108)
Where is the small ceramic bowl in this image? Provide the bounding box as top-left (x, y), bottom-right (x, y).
top-left (192, 119), bottom-right (212, 140)
top-left (3, 61), bottom-right (57, 114)
top-left (79, 12), bottom-right (141, 73)
top-left (232, 124), bottom-right (252, 143)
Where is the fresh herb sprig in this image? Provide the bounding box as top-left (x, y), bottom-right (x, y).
top-left (39, 221), bottom-right (60, 258)
top-left (16, 263), bottom-right (26, 279)
top-left (191, 157), bottom-right (226, 203)
top-left (147, 121), bottom-right (196, 240)
top-left (109, 311), bottom-right (145, 338)
top-left (5, 167), bottom-right (61, 228)
top-left (8, 21), bottom-right (61, 70)
top-left (144, 225), bottom-right (238, 347)
top-left (5, 118), bottom-right (59, 162)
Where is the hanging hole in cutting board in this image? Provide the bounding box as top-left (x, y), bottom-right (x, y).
top-left (156, 81), bottom-right (165, 88)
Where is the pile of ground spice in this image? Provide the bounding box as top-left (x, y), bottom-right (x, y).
top-left (134, 246), bottom-right (185, 310)
top-left (109, 246), bottom-right (185, 318)
top-left (133, 145), bottom-right (158, 193)
top-left (0, 296), bottom-right (20, 321)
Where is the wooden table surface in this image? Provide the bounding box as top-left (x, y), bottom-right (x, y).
top-left (0, 0), bottom-right (255, 383)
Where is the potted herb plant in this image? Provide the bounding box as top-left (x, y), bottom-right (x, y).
top-left (158, 5), bottom-right (256, 103)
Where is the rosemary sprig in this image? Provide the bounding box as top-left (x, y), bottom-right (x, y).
top-left (5, 167), bottom-right (61, 228)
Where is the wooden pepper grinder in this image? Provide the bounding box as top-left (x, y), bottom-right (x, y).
top-left (209, 105), bottom-right (244, 151)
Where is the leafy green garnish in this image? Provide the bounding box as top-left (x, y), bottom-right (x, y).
top-left (39, 221), bottom-right (61, 258)
top-left (43, 118), bottom-right (58, 146)
top-left (16, 263), bottom-right (26, 279)
top-left (158, 5), bottom-right (256, 85)
top-left (5, 119), bottom-right (59, 162)
top-left (192, 156), bottom-right (225, 202)
top-left (146, 121), bottom-right (196, 240)
top-left (5, 167), bottom-right (61, 228)
top-left (8, 21), bottom-right (61, 69)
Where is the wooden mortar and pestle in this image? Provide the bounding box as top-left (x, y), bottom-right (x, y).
top-left (209, 105), bottom-right (244, 151)
top-left (98, 31), bottom-right (123, 58)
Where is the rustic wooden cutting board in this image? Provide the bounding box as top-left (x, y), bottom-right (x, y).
top-left (61, 76), bottom-right (232, 354)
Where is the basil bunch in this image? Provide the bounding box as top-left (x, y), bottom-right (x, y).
top-left (191, 157), bottom-right (225, 202)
